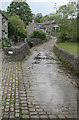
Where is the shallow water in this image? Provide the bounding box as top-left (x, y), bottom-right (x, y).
top-left (23, 36), bottom-right (78, 115)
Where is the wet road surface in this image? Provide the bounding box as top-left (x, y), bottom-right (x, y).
top-left (23, 36), bottom-right (77, 117)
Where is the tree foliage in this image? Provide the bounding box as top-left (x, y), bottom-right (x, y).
top-left (33, 13), bottom-right (55, 23)
top-left (7, 0), bottom-right (33, 25)
top-left (34, 13), bottom-right (43, 23)
top-left (8, 14), bottom-right (27, 38)
top-left (56, 2), bottom-right (77, 42)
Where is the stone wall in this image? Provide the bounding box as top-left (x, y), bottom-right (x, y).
top-left (26, 36), bottom-right (52, 47)
top-left (53, 44), bottom-right (79, 72)
top-left (26, 38), bottom-right (47, 47)
top-left (51, 32), bottom-right (58, 36)
top-left (3, 36), bottom-right (52, 61)
top-left (3, 41), bottom-right (30, 61)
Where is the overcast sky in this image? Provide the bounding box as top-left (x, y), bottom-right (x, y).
top-left (0, 0), bottom-right (69, 15)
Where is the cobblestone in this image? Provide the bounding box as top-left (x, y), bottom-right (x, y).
top-left (2, 61), bottom-right (50, 119)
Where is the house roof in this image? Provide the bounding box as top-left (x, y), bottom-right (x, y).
top-left (0, 9), bottom-right (8, 20)
top-left (27, 20), bottom-right (57, 30)
top-left (36, 20), bottom-right (57, 26)
top-left (53, 25), bottom-right (59, 28)
top-left (43, 20), bottom-right (57, 25)
top-left (40, 24), bottom-right (46, 29)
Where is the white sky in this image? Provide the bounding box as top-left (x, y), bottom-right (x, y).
top-left (27, 0), bottom-right (68, 3)
top-left (0, 0), bottom-right (69, 3)
top-left (0, 0), bottom-right (77, 15)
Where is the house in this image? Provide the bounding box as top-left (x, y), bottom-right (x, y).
top-left (42, 20), bottom-right (59, 33)
top-left (26, 20), bottom-right (59, 35)
top-left (26, 22), bottom-right (40, 35)
top-left (0, 10), bottom-right (8, 40)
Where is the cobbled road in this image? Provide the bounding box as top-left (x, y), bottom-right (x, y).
top-left (1, 36), bottom-right (78, 119)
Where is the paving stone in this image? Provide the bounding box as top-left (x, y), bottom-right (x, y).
top-left (35, 106), bottom-right (40, 109)
top-left (22, 110), bottom-right (29, 114)
top-left (15, 109), bottom-right (19, 113)
top-left (15, 113), bottom-right (19, 118)
top-left (21, 103), bottom-right (27, 106)
top-left (21, 107), bottom-right (28, 110)
top-left (29, 108), bottom-right (36, 112)
top-left (30, 115), bottom-right (39, 118)
top-left (36, 109), bottom-right (43, 112)
top-left (49, 114), bottom-right (57, 118)
top-left (22, 115), bottom-right (29, 118)
top-left (38, 111), bottom-right (46, 115)
top-left (10, 115), bottom-right (14, 118)
top-left (30, 112), bottom-right (38, 115)
top-left (39, 115), bottom-right (48, 118)
top-left (5, 109), bottom-right (9, 112)
top-left (58, 114), bottom-right (65, 118)
top-left (20, 97), bottom-right (27, 100)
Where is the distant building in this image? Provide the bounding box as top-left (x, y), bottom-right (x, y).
top-left (0, 10), bottom-right (8, 40)
top-left (26, 20), bottom-right (59, 35)
top-left (26, 22), bottom-right (40, 35)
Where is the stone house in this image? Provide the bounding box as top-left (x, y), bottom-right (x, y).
top-left (26, 22), bottom-right (40, 35)
top-left (0, 10), bottom-right (8, 40)
top-left (26, 20), bottom-right (59, 35)
top-left (42, 20), bottom-right (59, 33)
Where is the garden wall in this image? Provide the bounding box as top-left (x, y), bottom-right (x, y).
top-left (53, 44), bottom-right (79, 72)
top-left (3, 41), bottom-right (30, 61)
top-left (51, 32), bottom-right (58, 36)
top-left (3, 36), bottom-right (52, 61)
top-left (26, 36), bottom-right (52, 47)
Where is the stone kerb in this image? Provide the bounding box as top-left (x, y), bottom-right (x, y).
top-left (3, 41), bottom-right (30, 61)
top-left (53, 44), bottom-right (79, 72)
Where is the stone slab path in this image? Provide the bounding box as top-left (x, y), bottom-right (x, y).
top-left (1, 36), bottom-right (78, 119)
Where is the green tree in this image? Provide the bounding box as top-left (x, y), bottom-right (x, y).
top-left (7, 0), bottom-right (33, 25)
top-left (8, 14), bottom-right (27, 39)
top-left (34, 13), bottom-right (43, 23)
top-left (43, 15), bottom-right (50, 22)
top-left (56, 2), bottom-right (76, 19)
top-left (56, 2), bottom-right (77, 42)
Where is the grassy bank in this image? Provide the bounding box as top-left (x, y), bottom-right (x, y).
top-left (57, 42), bottom-right (79, 56)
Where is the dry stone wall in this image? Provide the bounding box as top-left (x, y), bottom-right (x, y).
top-left (3, 41), bottom-right (30, 61)
top-left (53, 44), bottom-right (79, 72)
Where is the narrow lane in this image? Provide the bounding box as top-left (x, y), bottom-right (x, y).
top-left (22, 36), bottom-right (77, 118)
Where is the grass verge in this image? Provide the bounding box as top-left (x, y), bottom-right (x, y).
top-left (57, 42), bottom-right (79, 56)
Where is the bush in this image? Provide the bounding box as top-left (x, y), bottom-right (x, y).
top-left (30, 30), bottom-right (46, 40)
top-left (57, 32), bottom-right (67, 43)
top-left (3, 38), bottom-right (13, 47)
top-left (16, 31), bottom-right (27, 38)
